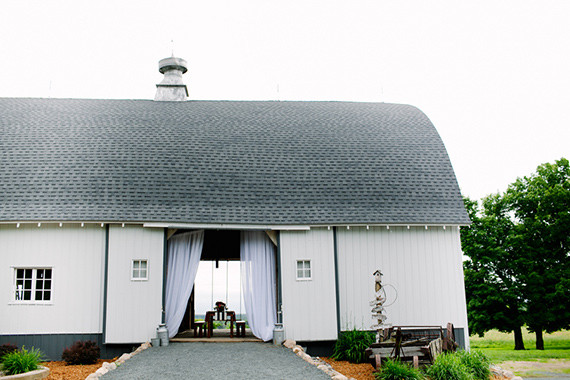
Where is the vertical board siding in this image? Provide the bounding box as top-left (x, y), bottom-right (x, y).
top-left (105, 226), bottom-right (164, 343)
top-left (337, 226), bottom-right (468, 338)
top-left (280, 228), bottom-right (338, 341)
top-left (0, 224), bottom-right (105, 334)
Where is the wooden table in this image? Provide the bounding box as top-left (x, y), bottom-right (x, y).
top-left (206, 310), bottom-right (237, 338)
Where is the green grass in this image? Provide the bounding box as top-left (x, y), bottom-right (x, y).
top-left (470, 328), bottom-right (570, 363)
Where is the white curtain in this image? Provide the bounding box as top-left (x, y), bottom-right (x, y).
top-left (165, 230), bottom-right (204, 338)
top-left (240, 231), bottom-right (277, 342)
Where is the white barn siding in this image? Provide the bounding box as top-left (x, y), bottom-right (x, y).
top-left (337, 226), bottom-right (469, 347)
top-left (105, 226), bottom-right (164, 343)
top-left (0, 224), bottom-right (105, 334)
top-left (280, 228), bottom-right (337, 341)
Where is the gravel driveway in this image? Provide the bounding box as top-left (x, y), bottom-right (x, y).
top-left (102, 342), bottom-right (331, 379)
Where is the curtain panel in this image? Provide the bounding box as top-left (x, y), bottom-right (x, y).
top-left (240, 231), bottom-right (277, 342)
top-left (165, 230), bottom-right (204, 338)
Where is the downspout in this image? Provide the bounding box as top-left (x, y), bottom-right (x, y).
top-left (102, 224), bottom-right (110, 343)
top-left (333, 227), bottom-right (341, 336)
top-left (276, 231), bottom-right (283, 323)
top-left (162, 228), bottom-right (168, 323)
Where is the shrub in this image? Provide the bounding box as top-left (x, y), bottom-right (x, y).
top-left (1, 346), bottom-right (44, 375)
top-left (425, 352), bottom-right (473, 380)
top-left (456, 350), bottom-right (491, 380)
top-left (331, 329), bottom-right (375, 363)
top-left (62, 340), bottom-right (100, 365)
top-left (0, 344), bottom-right (18, 360)
top-left (375, 358), bottom-right (424, 380)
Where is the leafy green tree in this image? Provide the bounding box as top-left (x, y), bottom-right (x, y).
top-left (504, 158), bottom-right (570, 349)
top-left (462, 195), bottom-right (526, 350)
top-left (462, 158), bottom-right (570, 350)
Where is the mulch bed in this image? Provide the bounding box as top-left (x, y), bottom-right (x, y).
top-left (321, 357), bottom-right (376, 380)
top-left (42, 359), bottom-right (114, 380)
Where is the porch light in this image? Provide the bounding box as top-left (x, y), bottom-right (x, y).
top-left (59, 223), bottom-right (62, 227)
top-left (38, 223), bottom-right (41, 227)
top-left (16, 223), bottom-right (20, 228)
top-left (81, 223), bottom-right (84, 227)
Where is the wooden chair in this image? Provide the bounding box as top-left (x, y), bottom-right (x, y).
top-left (194, 321), bottom-right (205, 338)
top-left (236, 321), bottom-right (246, 337)
top-left (205, 311), bottom-right (215, 338)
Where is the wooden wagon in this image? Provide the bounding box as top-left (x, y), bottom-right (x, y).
top-left (365, 323), bottom-right (458, 369)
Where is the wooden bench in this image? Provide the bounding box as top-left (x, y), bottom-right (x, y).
top-left (194, 321), bottom-right (205, 338)
top-left (236, 321), bottom-right (246, 337)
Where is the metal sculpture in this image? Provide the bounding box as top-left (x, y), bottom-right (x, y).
top-left (370, 270), bottom-right (388, 342)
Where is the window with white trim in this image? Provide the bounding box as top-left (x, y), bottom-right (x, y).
top-left (14, 268), bottom-right (52, 302)
top-left (131, 259), bottom-right (148, 280)
top-left (296, 259), bottom-right (311, 280)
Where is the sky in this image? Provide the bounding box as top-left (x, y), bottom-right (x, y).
top-left (2, 1), bottom-right (569, 313)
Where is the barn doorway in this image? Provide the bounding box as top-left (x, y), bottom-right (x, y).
top-left (165, 229), bottom-right (278, 342)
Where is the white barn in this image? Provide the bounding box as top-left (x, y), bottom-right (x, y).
top-left (0, 57), bottom-right (470, 359)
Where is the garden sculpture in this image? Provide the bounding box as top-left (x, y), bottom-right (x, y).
top-left (370, 269), bottom-right (388, 342)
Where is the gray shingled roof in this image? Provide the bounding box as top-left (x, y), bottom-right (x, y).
top-left (0, 98), bottom-right (469, 225)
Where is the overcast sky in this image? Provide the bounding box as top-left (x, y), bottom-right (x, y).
top-left (2, 1), bottom-right (569, 313)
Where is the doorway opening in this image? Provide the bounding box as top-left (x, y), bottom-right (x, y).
top-left (167, 229), bottom-right (277, 342)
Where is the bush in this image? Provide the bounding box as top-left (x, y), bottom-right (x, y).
top-left (62, 340), bottom-right (100, 365)
top-left (456, 350), bottom-right (491, 380)
top-left (0, 344), bottom-right (18, 360)
top-left (331, 329), bottom-right (375, 363)
top-left (1, 346), bottom-right (44, 375)
top-left (425, 352), bottom-right (473, 380)
top-left (375, 358), bottom-right (424, 380)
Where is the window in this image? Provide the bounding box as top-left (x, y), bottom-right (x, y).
top-left (131, 259), bottom-right (148, 281)
top-left (13, 268), bottom-right (52, 302)
top-left (296, 259), bottom-right (311, 280)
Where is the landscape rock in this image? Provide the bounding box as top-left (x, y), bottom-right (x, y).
top-left (332, 374), bottom-right (348, 380)
top-left (102, 362), bottom-right (117, 371)
top-left (316, 364), bottom-right (328, 370)
top-left (141, 342), bottom-right (151, 349)
top-left (95, 367), bottom-right (108, 376)
top-left (115, 353), bottom-right (131, 365)
top-left (85, 374), bottom-right (99, 379)
top-left (503, 370), bottom-right (514, 378)
top-left (283, 339), bottom-right (296, 349)
top-left (292, 346), bottom-right (303, 354)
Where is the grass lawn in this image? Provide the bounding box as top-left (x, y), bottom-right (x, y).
top-left (470, 328), bottom-right (570, 363)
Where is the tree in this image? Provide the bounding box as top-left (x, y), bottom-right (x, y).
top-left (504, 158), bottom-right (570, 349)
top-left (462, 195), bottom-right (526, 350)
top-left (461, 158), bottom-right (570, 350)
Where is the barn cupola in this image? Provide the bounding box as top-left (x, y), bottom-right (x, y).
top-left (154, 56), bottom-right (189, 101)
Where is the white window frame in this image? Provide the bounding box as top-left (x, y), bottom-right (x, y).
top-left (11, 267), bottom-right (54, 305)
top-left (131, 259), bottom-right (149, 281)
top-left (295, 259), bottom-right (312, 281)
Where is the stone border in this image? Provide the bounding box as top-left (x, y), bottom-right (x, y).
top-left (282, 339), bottom-right (353, 380)
top-left (85, 342), bottom-right (152, 379)
top-left (0, 366), bottom-right (49, 380)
